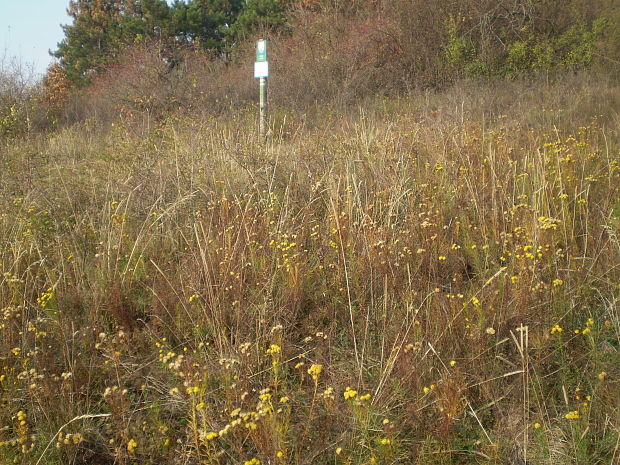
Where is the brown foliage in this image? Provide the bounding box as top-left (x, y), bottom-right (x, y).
top-left (56, 0), bottom-right (619, 125)
top-left (64, 42), bottom-right (256, 125)
top-left (43, 63), bottom-right (71, 119)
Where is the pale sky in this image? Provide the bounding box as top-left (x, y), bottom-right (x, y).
top-left (0, 0), bottom-right (181, 79)
top-left (0, 0), bottom-right (71, 78)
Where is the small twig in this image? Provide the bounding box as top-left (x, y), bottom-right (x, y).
top-left (465, 397), bottom-right (493, 445)
top-left (36, 413), bottom-right (111, 465)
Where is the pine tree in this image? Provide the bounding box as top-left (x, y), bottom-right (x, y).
top-left (168, 0), bottom-right (244, 50)
top-left (54, 0), bottom-right (124, 85)
top-left (233, 0), bottom-right (287, 39)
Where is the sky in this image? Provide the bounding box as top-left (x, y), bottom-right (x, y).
top-left (0, 0), bottom-right (72, 78)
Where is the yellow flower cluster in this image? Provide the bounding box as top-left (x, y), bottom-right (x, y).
top-left (186, 385), bottom-right (200, 395)
top-left (266, 344), bottom-right (281, 355)
top-left (16, 410), bottom-right (27, 426)
top-left (55, 432), bottom-right (83, 448)
top-left (36, 288), bottom-right (54, 308)
top-left (550, 324), bottom-right (563, 334)
top-left (423, 384), bottom-right (436, 394)
top-left (537, 216), bottom-right (561, 230)
top-left (127, 438), bottom-right (138, 453)
top-left (343, 386), bottom-right (357, 400)
top-left (307, 364), bottom-right (323, 381)
top-left (565, 410), bottom-right (579, 420)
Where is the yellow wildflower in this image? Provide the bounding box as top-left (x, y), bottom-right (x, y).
top-left (343, 386), bottom-right (357, 400)
top-left (127, 439), bottom-right (138, 453)
top-left (565, 410), bottom-right (579, 420)
top-left (307, 364), bottom-right (323, 381)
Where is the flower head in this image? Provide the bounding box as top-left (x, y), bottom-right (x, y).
top-left (343, 386), bottom-right (357, 400)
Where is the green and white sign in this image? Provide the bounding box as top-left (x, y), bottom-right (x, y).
top-left (256, 39), bottom-right (267, 62)
top-left (255, 39), bottom-right (269, 78)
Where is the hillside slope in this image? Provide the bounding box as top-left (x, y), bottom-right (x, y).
top-left (0, 75), bottom-right (619, 464)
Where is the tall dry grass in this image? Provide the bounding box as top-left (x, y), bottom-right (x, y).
top-left (0, 75), bottom-right (618, 464)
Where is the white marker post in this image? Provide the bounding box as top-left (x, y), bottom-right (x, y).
top-left (254, 39), bottom-right (269, 137)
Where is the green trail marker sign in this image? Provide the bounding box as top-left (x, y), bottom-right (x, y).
top-left (255, 39), bottom-right (269, 137)
top-left (256, 39), bottom-right (267, 62)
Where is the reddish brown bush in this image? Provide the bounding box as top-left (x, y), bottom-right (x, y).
top-left (63, 42), bottom-right (257, 126)
top-left (43, 63), bottom-right (71, 122)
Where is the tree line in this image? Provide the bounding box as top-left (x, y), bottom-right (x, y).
top-left (52, 0), bottom-right (619, 90)
top-left (1, 0), bottom-right (617, 137)
top-left (53, 0), bottom-right (286, 87)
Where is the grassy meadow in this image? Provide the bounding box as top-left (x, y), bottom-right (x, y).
top-left (0, 75), bottom-right (619, 464)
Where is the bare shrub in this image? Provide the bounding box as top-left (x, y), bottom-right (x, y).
top-left (63, 42), bottom-right (259, 128)
top-left (0, 53), bottom-right (38, 137)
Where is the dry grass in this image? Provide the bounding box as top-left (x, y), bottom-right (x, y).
top-left (0, 75), bottom-right (619, 464)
